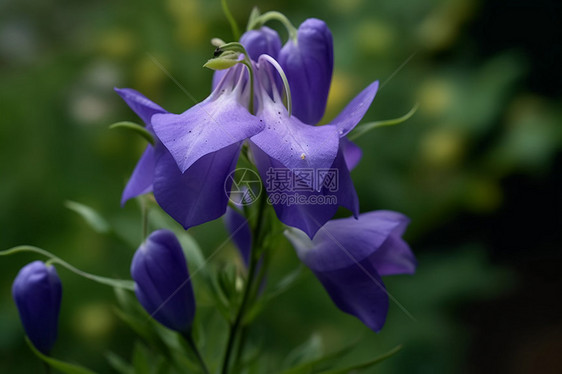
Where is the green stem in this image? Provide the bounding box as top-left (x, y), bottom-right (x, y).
top-left (221, 0), bottom-right (240, 40)
top-left (141, 197), bottom-right (149, 240)
top-left (182, 332), bottom-right (210, 374)
top-left (0, 246), bottom-right (134, 290)
top-left (221, 196), bottom-right (268, 374)
top-left (248, 11), bottom-right (298, 40)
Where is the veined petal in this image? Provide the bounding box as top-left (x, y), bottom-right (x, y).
top-left (224, 207), bottom-right (252, 265)
top-left (340, 138), bottom-right (362, 171)
top-left (250, 143), bottom-right (357, 238)
top-left (279, 19), bottom-right (333, 125)
top-left (153, 143), bottom-right (241, 230)
top-left (114, 88), bottom-right (167, 131)
top-left (121, 145), bottom-right (155, 205)
top-left (251, 99), bottom-right (339, 189)
top-left (285, 210), bottom-right (415, 332)
top-left (153, 72), bottom-right (263, 173)
top-left (330, 81), bottom-right (379, 137)
top-left (312, 258), bottom-right (389, 332)
top-left (292, 211), bottom-right (411, 272)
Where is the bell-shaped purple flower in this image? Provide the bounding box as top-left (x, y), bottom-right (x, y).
top-left (279, 18), bottom-right (333, 125)
top-left (12, 261), bottom-right (62, 354)
top-left (285, 211), bottom-right (416, 332)
top-left (251, 60), bottom-right (379, 237)
top-left (131, 230), bottom-right (195, 333)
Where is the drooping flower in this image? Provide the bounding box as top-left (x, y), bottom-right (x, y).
top-left (12, 261), bottom-right (62, 354)
top-left (278, 18), bottom-right (334, 125)
top-left (118, 64), bottom-right (264, 229)
top-left (251, 64), bottom-right (379, 237)
top-left (131, 229), bottom-right (195, 333)
top-left (285, 210), bottom-right (416, 332)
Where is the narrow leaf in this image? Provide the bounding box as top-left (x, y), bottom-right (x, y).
top-left (109, 121), bottom-right (154, 145)
top-left (105, 351), bottom-right (134, 374)
top-left (349, 104), bottom-right (418, 141)
top-left (25, 337), bottom-right (98, 374)
top-left (65, 200), bottom-right (111, 234)
top-left (319, 345), bottom-right (403, 374)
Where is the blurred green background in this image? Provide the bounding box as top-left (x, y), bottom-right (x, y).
top-left (1, 0), bottom-right (561, 372)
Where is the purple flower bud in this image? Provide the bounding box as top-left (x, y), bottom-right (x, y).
top-left (240, 26), bottom-right (282, 61)
top-left (279, 18), bottom-right (334, 125)
top-left (12, 261), bottom-right (62, 354)
top-left (131, 230), bottom-right (195, 332)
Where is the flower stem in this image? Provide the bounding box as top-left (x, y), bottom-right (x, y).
top-left (182, 331), bottom-right (210, 374)
top-left (221, 196), bottom-right (268, 374)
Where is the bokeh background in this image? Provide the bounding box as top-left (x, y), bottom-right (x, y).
top-left (1, 0), bottom-right (561, 372)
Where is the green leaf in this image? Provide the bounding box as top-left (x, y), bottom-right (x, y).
top-left (109, 121), bottom-right (154, 145)
top-left (283, 334), bottom-right (323, 369)
top-left (132, 342), bottom-right (152, 374)
top-left (348, 104), bottom-right (418, 141)
top-left (277, 342), bottom-right (356, 374)
top-left (319, 345), bottom-right (403, 374)
top-left (244, 265), bottom-right (304, 324)
top-left (105, 351), bottom-right (134, 374)
top-left (65, 200), bottom-right (110, 234)
top-left (25, 337), bottom-right (98, 374)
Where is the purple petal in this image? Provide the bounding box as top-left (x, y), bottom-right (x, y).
top-left (330, 81), bottom-right (379, 137)
top-left (279, 19), bottom-right (333, 125)
top-left (212, 70), bottom-right (227, 91)
top-left (285, 228), bottom-right (389, 332)
top-left (152, 72), bottom-right (263, 173)
top-left (293, 211), bottom-right (412, 271)
top-left (240, 26), bottom-right (282, 61)
top-left (313, 258), bottom-right (389, 332)
top-left (121, 145), bottom-right (156, 205)
top-left (153, 143), bottom-right (241, 230)
top-left (251, 98), bottom-right (339, 189)
top-left (285, 210), bottom-right (415, 332)
top-left (340, 138), bottom-right (362, 171)
top-left (224, 207), bottom-right (252, 265)
top-left (250, 142), bottom-right (342, 237)
top-left (114, 88), bottom-right (167, 131)
top-left (330, 146), bottom-right (359, 218)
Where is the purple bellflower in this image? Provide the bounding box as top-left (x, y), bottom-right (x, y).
top-left (118, 65), bottom-right (264, 229)
top-left (285, 210), bottom-right (416, 332)
top-left (12, 261), bottom-right (62, 354)
top-left (131, 229), bottom-right (195, 333)
top-left (250, 64), bottom-right (379, 237)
